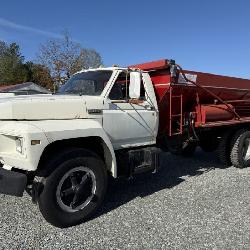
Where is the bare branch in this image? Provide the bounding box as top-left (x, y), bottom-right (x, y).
top-left (37, 32), bottom-right (102, 84)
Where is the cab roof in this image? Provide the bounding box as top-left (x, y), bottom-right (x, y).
top-left (73, 66), bottom-right (146, 76)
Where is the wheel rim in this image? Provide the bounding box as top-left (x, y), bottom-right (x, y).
top-left (56, 166), bottom-right (96, 213)
top-left (243, 138), bottom-right (250, 161)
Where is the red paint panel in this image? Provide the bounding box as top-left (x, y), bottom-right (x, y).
top-left (129, 59), bottom-right (169, 71)
top-left (128, 59), bottom-right (250, 135)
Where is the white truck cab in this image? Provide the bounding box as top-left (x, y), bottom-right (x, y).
top-left (0, 67), bottom-right (160, 227)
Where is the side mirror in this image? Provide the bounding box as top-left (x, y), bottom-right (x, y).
top-left (129, 72), bottom-right (141, 99)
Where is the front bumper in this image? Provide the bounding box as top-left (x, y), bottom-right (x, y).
top-left (0, 167), bottom-right (27, 197)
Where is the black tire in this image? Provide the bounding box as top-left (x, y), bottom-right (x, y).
top-left (217, 130), bottom-right (233, 166)
top-left (37, 148), bottom-right (107, 228)
top-left (230, 129), bottom-right (250, 168)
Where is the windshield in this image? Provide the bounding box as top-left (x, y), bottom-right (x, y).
top-left (58, 70), bottom-right (113, 95)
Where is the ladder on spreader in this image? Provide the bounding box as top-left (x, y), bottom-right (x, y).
top-left (169, 87), bottom-right (183, 136)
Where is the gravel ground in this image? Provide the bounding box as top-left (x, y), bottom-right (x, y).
top-left (1, 150), bottom-right (250, 249)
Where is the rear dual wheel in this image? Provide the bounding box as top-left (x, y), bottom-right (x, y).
top-left (217, 129), bottom-right (250, 168)
top-left (230, 130), bottom-right (250, 168)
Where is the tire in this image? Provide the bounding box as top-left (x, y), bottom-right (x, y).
top-left (37, 148), bottom-right (107, 228)
top-left (217, 130), bottom-right (232, 166)
top-left (230, 129), bottom-right (250, 168)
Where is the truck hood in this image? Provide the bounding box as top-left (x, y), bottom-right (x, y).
top-left (0, 94), bottom-right (103, 120)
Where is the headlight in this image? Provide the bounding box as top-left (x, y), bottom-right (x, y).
top-left (15, 138), bottom-right (23, 154)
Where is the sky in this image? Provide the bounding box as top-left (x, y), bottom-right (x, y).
top-left (0, 0), bottom-right (250, 78)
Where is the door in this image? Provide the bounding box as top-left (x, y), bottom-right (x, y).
top-left (103, 71), bottom-right (158, 149)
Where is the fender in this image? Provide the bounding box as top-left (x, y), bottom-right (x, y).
top-left (0, 119), bottom-right (118, 177)
top-left (36, 119), bottom-right (117, 177)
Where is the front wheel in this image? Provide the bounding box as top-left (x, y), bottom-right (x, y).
top-left (37, 149), bottom-right (107, 228)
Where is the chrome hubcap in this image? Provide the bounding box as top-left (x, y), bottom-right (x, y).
top-left (56, 166), bottom-right (96, 213)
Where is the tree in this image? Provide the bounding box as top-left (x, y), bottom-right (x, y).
top-left (24, 62), bottom-right (54, 90)
top-left (0, 41), bottom-right (7, 57)
top-left (0, 42), bottom-right (28, 84)
top-left (37, 32), bottom-right (102, 84)
top-left (0, 40), bottom-right (54, 90)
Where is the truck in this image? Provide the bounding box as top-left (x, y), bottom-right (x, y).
top-left (1, 59), bottom-right (250, 228)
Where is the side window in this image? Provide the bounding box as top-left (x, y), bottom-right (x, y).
top-left (109, 71), bottom-right (146, 101)
top-left (109, 72), bottom-right (129, 100)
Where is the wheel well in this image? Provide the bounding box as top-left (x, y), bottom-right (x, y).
top-left (38, 137), bottom-right (109, 173)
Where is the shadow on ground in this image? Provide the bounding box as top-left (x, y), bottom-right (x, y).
top-left (95, 149), bottom-right (228, 218)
